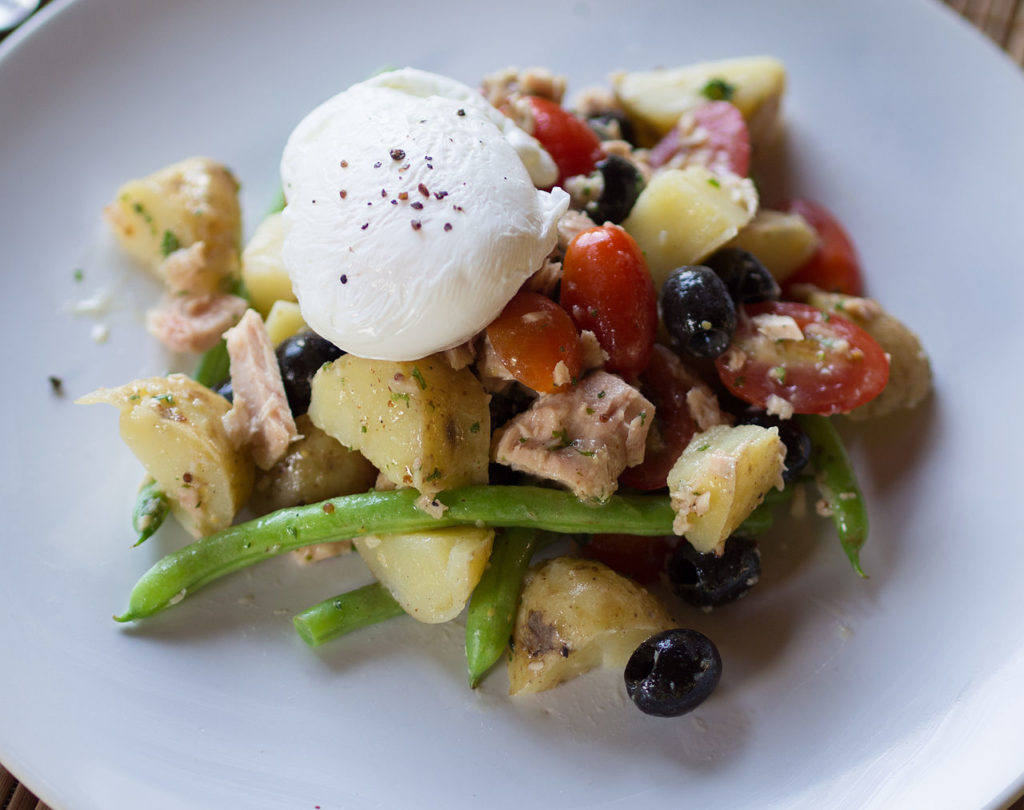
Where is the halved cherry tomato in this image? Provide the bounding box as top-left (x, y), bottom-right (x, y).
top-left (619, 345), bottom-right (698, 491)
top-left (561, 225), bottom-right (657, 380)
top-left (578, 533), bottom-right (674, 585)
top-left (715, 301), bottom-right (889, 415)
top-left (647, 101), bottom-right (751, 177)
top-left (523, 95), bottom-right (604, 186)
top-left (486, 290), bottom-right (582, 394)
top-left (779, 199), bottom-right (864, 296)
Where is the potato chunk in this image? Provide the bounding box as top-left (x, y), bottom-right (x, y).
top-left (354, 527), bottom-right (494, 624)
top-left (308, 354), bottom-right (490, 496)
top-left (622, 166), bottom-right (757, 290)
top-left (726, 208), bottom-right (820, 282)
top-left (77, 374), bottom-right (254, 537)
top-left (104, 157), bottom-right (242, 294)
top-left (240, 212), bottom-right (297, 317)
top-left (508, 557), bottom-right (675, 695)
top-left (800, 291), bottom-right (933, 420)
top-left (613, 56), bottom-right (786, 146)
top-left (668, 424), bottom-right (785, 554)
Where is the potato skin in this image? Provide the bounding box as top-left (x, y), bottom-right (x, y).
top-left (77, 374), bottom-right (253, 537)
top-left (508, 557), bottom-right (674, 695)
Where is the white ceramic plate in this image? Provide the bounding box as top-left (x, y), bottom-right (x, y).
top-left (3, 1), bottom-right (1024, 807)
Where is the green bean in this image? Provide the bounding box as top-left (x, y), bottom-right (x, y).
top-left (796, 414), bottom-right (869, 578)
top-left (191, 338), bottom-right (231, 389)
top-left (115, 486), bottom-right (675, 623)
top-left (736, 483), bottom-right (795, 537)
top-left (266, 186), bottom-right (286, 215)
top-left (465, 527), bottom-right (540, 688)
top-left (131, 478), bottom-right (169, 547)
top-left (293, 582), bottom-right (404, 648)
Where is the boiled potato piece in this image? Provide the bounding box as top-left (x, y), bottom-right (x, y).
top-left (668, 424), bottom-right (785, 554)
top-left (104, 157), bottom-right (242, 292)
top-left (726, 208), bottom-right (820, 282)
top-left (240, 212), bottom-right (297, 317)
top-left (801, 291), bottom-right (932, 420)
top-left (508, 557), bottom-right (674, 695)
top-left (354, 527), bottom-right (494, 623)
top-left (264, 300), bottom-right (307, 346)
top-left (613, 56), bottom-right (786, 146)
top-left (251, 415), bottom-right (376, 515)
top-left (308, 354), bottom-right (490, 496)
top-left (622, 166), bottom-right (757, 289)
top-left (77, 374), bottom-right (254, 537)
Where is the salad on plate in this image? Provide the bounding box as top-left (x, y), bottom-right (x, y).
top-left (78, 57), bottom-right (932, 718)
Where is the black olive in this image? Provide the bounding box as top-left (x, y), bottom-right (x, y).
top-left (667, 536), bottom-right (761, 607)
top-left (211, 377), bottom-right (233, 403)
top-left (587, 155), bottom-right (644, 224)
top-left (586, 110), bottom-right (635, 144)
top-left (624, 629), bottom-right (722, 717)
top-left (703, 247), bottom-right (780, 304)
top-left (276, 329), bottom-right (344, 416)
top-left (659, 266), bottom-right (737, 359)
top-left (739, 411), bottom-right (811, 484)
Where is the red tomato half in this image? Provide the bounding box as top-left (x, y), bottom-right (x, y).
top-left (578, 533), bottom-right (674, 585)
top-left (619, 345), bottom-right (698, 491)
top-left (523, 96), bottom-right (604, 186)
top-left (487, 291), bottom-right (582, 394)
top-left (647, 101), bottom-right (751, 177)
top-left (780, 199), bottom-right (864, 296)
top-left (561, 225), bottom-right (658, 380)
top-left (715, 301), bottom-right (889, 415)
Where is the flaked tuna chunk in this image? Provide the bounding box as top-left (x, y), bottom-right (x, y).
top-left (222, 309), bottom-right (299, 470)
top-left (491, 370), bottom-right (653, 502)
top-left (146, 291), bottom-right (248, 353)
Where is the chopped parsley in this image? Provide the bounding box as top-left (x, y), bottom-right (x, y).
top-left (411, 366), bottom-right (428, 390)
top-left (469, 421), bottom-right (481, 433)
top-left (701, 77), bottom-right (736, 101)
top-left (152, 393), bottom-right (175, 404)
top-left (707, 177), bottom-right (721, 189)
top-left (72, 268), bottom-right (84, 282)
top-left (160, 230), bottom-right (181, 257)
top-left (390, 391), bottom-right (410, 406)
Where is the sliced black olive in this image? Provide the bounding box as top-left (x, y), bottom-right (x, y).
top-left (276, 329), bottom-right (344, 416)
top-left (212, 377), bottom-right (233, 403)
top-left (704, 247), bottom-right (780, 304)
top-left (586, 110), bottom-right (635, 144)
top-left (667, 536), bottom-right (761, 607)
top-left (739, 411), bottom-right (811, 484)
top-left (659, 266), bottom-right (737, 359)
top-left (587, 155), bottom-right (644, 224)
top-left (624, 629), bottom-right (722, 717)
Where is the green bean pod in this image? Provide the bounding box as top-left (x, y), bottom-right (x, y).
top-left (797, 414), bottom-right (869, 577)
top-left (293, 582), bottom-right (404, 648)
top-left (115, 486), bottom-right (676, 623)
top-left (131, 478), bottom-right (169, 547)
top-left (465, 527), bottom-right (540, 688)
top-left (191, 338), bottom-right (231, 389)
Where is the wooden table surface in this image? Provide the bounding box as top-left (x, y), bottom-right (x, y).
top-left (2, 1), bottom-right (1023, 808)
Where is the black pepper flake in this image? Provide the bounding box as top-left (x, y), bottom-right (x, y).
top-left (444, 222), bottom-right (452, 231)
top-left (340, 274), bottom-right (348, 284)
top-left (434, 190), bottom-right (448, 200)
top-left (411, 201), bottom-right (423, 210)
top-left (390, 199), bottom-right (398, 205)
top-left (361, 222), bottom-right (369, 230)
top-left (373, 161), bottom-right (382, 168)
top-left (427, 164), bottom-right (433, 170)
top-left (48, 375), bottom-right (64, 395)
top-left (381, 189), bottom-right (387, 197)
top-left (418, 183), bottom-right (429, 197)
top-left (411, 220), bottom-right (422, 230)
top-left (339, 190), bottom-right (347, 199)
top-left (456, 108), bottom-right (465, 116)
top-left (424, 155), bottom-right (433, 161)
top-left (340, 160), bottom-right (349, 167)
top-left (390, 148), bottom-right (406, 161)
top-left (453, 204), bottom-right (464, 212)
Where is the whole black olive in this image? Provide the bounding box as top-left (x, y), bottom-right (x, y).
top-left (703, 247), bottom-right (780, 304)
top-left (739, 411), bottom-right (811, 484)
top-left (624, 629), bottom-right (722, 717)
top-left (659, 266), bottom-right (737, 359)
top-left (587, 155), bottom-right (644, 224)
top-left (667, 535), bottom-right (761, 607)
top-left (276, 329), bottom-right (344, 416)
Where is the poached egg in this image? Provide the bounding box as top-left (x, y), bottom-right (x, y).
top-left (280, 68), bottom-right (569, 360)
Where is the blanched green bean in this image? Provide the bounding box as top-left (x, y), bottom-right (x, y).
top-left (465, 527), bottom-right (540, 687)
top-left (293, 582), bottom-right (404, 647)
top-left (115, 486), bottom-right (676, 623)
top-left (797, 414), bottom-right (869, 578)
top-left (131, 478), bottom-right (169, 547)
